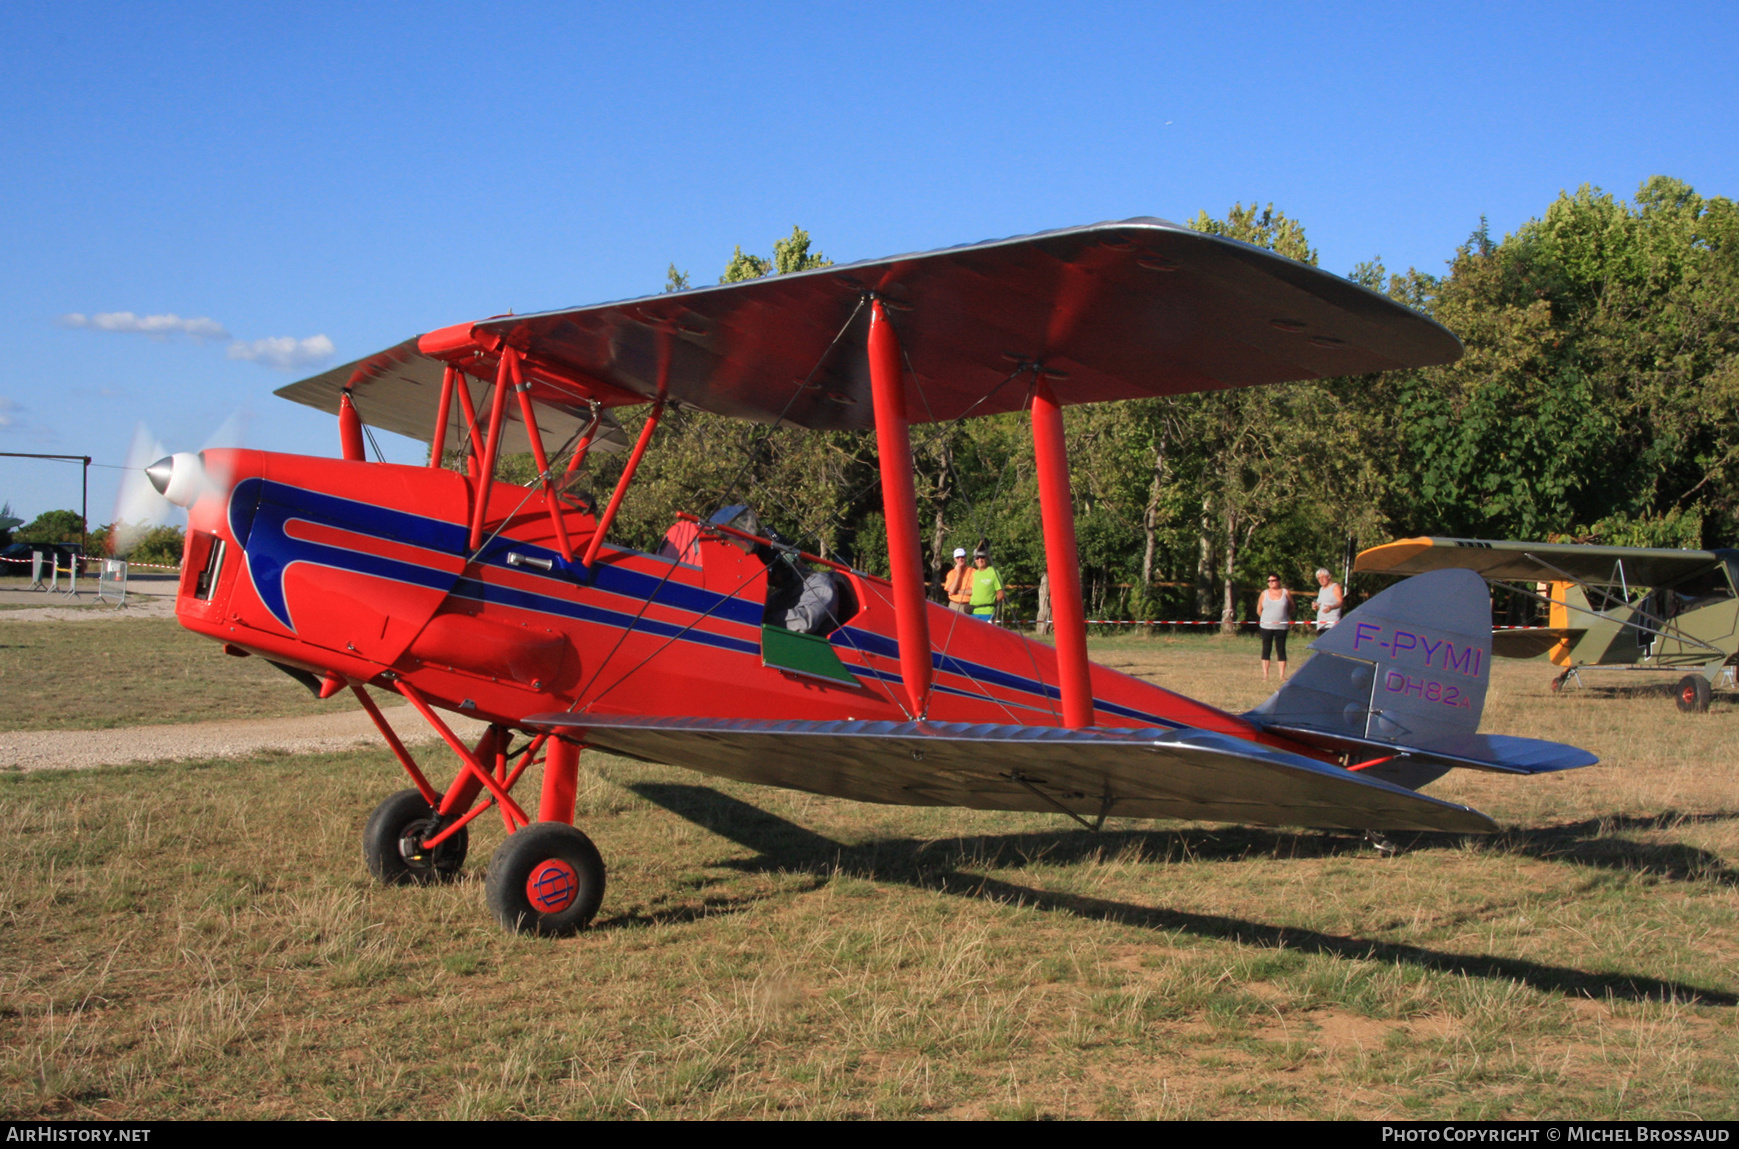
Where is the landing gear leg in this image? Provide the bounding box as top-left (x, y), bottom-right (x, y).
top-left (1364, 830), bottom-right (1400, 857)
top-left (484, 736), bottom-right (606, 935)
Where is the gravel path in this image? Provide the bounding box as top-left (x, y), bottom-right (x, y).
top-left (0, 594), bottom-right (178, 621)
top-left (0, 705), bottom-right (492, 772)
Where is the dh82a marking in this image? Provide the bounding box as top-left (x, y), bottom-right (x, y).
top-left (1382, 671), bottom-right (1473, 708)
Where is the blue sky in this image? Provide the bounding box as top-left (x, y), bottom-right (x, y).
top-left (2, 1), bottom-right (1735, 523)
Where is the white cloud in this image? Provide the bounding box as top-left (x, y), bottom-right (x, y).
top-left (58, 311), bottom-right (230, 341)
top-left (226, 334), bottom-right (336, 370)
top-left (59, 309), bottom-right (336, 372)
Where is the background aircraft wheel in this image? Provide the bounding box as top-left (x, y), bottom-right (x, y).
top-left (486, 822), bottom-right (606, 936)
top-left (1549, 672), bottom-right (1566, 694)
top-left (363, 789), bottom-right (468, 885)
top-left (1676, 674), bottom-right (1712, 713)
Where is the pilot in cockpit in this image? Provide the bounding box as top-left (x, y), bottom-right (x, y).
top-left (697, 505), bottom-right (845, 636)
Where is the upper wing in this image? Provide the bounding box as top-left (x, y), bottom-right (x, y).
top-left (279, 218), bottom-right (1462, 436)
top-left (1356, 536), bottom-right (1724, 587)
top-left (525, 713), bottom-right (1498, 834)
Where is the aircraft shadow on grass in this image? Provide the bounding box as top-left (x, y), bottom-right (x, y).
top-left (625, 782), bottom-right (1737, 1007)
top-left (1490, 812), bottom-right (1739, 887)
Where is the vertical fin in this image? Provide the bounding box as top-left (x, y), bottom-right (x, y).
top-left (1247, 569), bottom-right (1492, 746)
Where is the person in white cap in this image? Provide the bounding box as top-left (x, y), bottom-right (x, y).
top-left (1314, 568), bottom-right (1343, 630)
top-left (944, 547), bottom-right (973, 612)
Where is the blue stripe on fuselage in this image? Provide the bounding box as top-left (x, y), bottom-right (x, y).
top-left (447, 576), bottom-right (762, 659)
top-left (230, 478), bottom-right (1179, 728)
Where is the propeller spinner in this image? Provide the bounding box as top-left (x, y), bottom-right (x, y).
top-left (112, 416), bottom-right (246, 555)
top-left (144, 452), bottom-right (207, 507)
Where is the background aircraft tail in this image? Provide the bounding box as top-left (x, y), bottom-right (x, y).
top-left (1246, 569), bottom-right (1596, 789)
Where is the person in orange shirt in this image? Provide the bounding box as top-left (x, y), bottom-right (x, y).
top-left (943, 547), bottom-right (973, 612)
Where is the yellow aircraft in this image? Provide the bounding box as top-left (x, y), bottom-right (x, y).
top-left (1356, 537), bottom-right (1739, 712)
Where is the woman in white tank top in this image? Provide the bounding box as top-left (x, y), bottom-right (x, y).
top-left (1258, 574), bottom-right (1292, 681)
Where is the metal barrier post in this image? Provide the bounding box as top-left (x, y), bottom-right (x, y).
top-left (29, 550), bottom-right (46, 590)
top-left (97, 558), bottom-right (127, 606)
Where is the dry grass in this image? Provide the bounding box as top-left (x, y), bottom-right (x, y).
top-left (0, 618), bottom-right (348, 731)
top-left (0, 630), bottom-right (1735, 1119)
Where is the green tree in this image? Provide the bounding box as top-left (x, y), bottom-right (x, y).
top-left (509, 185), bottom-right (1739, 628)
top-left (128, 525), bottom-right (186, 566)
top-left (719, 226), bottom-right (829, 283)
top-left (16, 509), bottom-right (85, 545)
top-left (1188, 202), bottom-right (1318, 264)
top-left (772, 226), bottom-right (827, 274)
top-left (1379, 178), bottom-right (1739, 546)
top-left (1170, 204), bottom-right (1364, 628)
top-left (719, 247), bottom-right (771, 283)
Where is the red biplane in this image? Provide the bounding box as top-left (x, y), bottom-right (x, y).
top-left (145, 219), bottom-right (1596, 934)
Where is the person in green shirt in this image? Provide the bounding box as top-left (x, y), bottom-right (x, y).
top-left (968, 547), bottom-right (1004, 620)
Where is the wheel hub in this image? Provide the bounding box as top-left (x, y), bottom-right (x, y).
top-left (398, 819), bottom-right (438, 868)
top-left (526, 859), bottom-right (580, 913)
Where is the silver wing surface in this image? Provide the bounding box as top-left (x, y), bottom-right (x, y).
top-left (1356, 536), bottom-right (1723, 588)
top-left (524, 714), bottom-right (1499, 834)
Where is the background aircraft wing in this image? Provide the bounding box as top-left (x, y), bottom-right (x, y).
top-left (525, 714), bottom-right (1498, 834)
top-left (441, 217), bottom-right (1461, 432)
top-left (1492, 627), bottom-right (1584, 658)
top-left (1356, 536), bottom-right (1724, 587)
top-left (275, 338), bottom-right (628, 455)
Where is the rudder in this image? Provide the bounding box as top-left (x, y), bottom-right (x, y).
top-left (1246, 570), bottom-right (1595, 783)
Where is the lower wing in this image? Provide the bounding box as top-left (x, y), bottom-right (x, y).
top-left (523, 714), bottom-right (1499, 834)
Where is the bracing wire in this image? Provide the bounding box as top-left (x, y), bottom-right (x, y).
top-left (753, 359), bottom-right (1034, 575)
top-left (565, 296), bottom-right (866, 710)
top-left (561, 308), bottom-right (1049, 711)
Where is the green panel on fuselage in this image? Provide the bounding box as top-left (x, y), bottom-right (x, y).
top-left (761, 625), bottom-right (858, 684)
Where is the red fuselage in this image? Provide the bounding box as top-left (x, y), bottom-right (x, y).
top-left (176, 449), bottom-right (1314, 757)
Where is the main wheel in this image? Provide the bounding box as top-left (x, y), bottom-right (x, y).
top-left (363, 789), bottom-right (468, 885)
top-left (1676, 674), bottom-right (1712, 713)
top-left (1549, 670), bottom-right (1568, 694)
top-left (485, 822), bottom-right (606, 936)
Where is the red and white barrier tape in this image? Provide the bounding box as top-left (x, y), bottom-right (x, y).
top-left (1, 554), bottom-right (179, 570)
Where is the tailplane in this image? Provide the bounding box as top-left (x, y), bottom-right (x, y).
top-left (1246, 569), bottom-right (1596, 789)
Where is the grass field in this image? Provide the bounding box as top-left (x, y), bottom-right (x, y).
top-left (0, 617), bottom-right (354, 731)
top-left (1, 630), bottom-right (1735, 1119)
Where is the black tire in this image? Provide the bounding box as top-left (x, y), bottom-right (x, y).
top-left (1676, 674), bottom-right (1712, 713)
top-left (485, 822), bottom-right (606, 936)
top-left (363, 789), bottom-right (468, 885)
